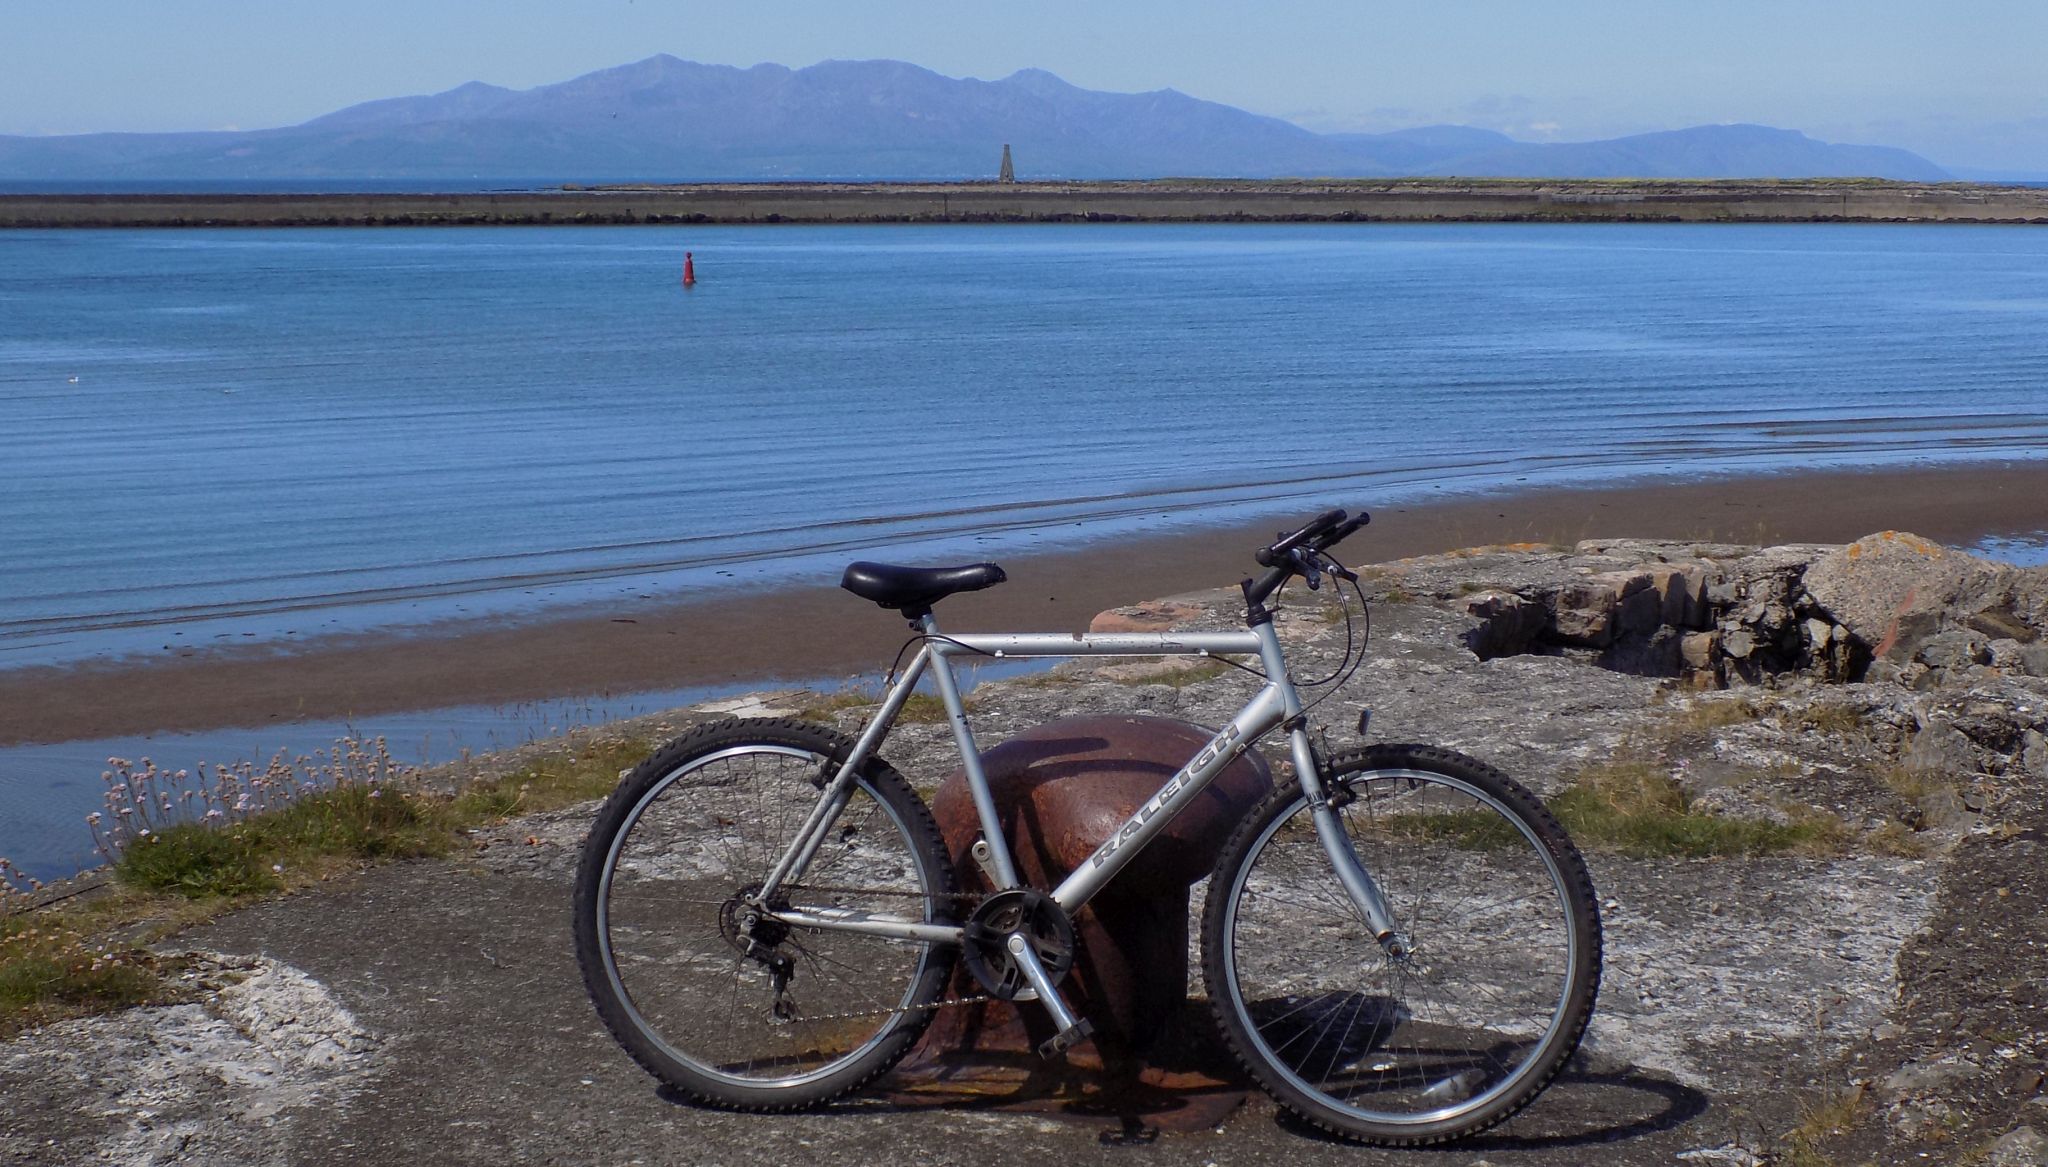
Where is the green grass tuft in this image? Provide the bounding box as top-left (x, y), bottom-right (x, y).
top-left (0, 916), bottom-right (172, 1037)
top-left (1550, 760), bottom-right (1846, 858)
top-left (795, 688), bottom-right (957, 724)
top-left (116, 826), bottom-right (281, 898)
top-left (1377, 809), bottom-right (1528, 850)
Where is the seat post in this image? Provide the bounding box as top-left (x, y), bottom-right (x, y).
top-left (916, 613), bottom-right (1020, 890)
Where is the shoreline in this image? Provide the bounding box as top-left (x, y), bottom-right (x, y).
top-left (5, 179), bottom-right (2048, 228)
top-left (2, 461), bottom-right (2045, 747)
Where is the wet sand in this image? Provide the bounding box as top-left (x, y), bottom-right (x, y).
top-left (2, 461), bottom-right (2043, 746)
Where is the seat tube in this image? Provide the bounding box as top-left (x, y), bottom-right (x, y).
top-left (918, 614), bottom-right (1022, 889)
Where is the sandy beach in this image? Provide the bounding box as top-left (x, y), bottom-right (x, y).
top-left (2, 460), bottom-right (2043, 747)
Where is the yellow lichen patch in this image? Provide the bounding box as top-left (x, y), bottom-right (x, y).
top-left (1867, 531), bottom-right (1945, 558)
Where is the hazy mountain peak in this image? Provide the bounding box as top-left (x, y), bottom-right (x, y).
top-left (304, 79), bottom-right (518, 129)
top-left (1000, 67), bottom-right (1079, 95)
top-left (0, 57), bottom-right (1952, 183)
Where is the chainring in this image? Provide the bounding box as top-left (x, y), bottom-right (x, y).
top-left (959, 888), bottom-right (1077, 1001)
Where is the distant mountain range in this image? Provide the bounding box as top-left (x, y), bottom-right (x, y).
top-left (0, 56), bottom-right (1952, 183)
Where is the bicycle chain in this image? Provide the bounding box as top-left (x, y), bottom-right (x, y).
top-left (768, 881), bottom-right (998, 1024)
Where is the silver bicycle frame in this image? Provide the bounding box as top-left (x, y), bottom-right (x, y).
top-left (758, 609), bottom-right (1405, 949)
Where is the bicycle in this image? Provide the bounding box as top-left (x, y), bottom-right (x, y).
top-left (572, 508), bottom-right (1602, 1145)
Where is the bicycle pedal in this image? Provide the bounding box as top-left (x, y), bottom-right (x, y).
top-left (1037, 1017), bottom-right (1095, 1060)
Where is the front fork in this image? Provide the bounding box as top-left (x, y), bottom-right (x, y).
top-left (1287, 724), bottom-right (1413, 959)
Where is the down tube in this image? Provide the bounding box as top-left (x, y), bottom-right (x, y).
top-left (1049, 684), bottom-right (1288, 913)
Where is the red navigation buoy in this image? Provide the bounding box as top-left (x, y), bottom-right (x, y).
top-left (682, 251), bottom-right (696, 287)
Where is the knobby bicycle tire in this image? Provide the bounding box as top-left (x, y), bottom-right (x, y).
top-left (572, 717), bottom-right (958, 1111)
top-left (1201, 743), bottom-right (1601, 1144)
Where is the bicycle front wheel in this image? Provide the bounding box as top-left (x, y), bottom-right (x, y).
top-left (1202, 743), bottom-right (1600, 1144)
top-left (572, 718), bottom-right (957, 1111)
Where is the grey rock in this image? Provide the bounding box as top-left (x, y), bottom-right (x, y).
top-left (1917, 629), bottom-right (1994, 671)
top-left (1881, 1056), bottom-right (1983, 1101)
top-left (1803, 532), bottom-right (2018, 667)
top-left (1676, 1144), bottom-right (1765, 1166)
top-left (2024, 730), bottom-right (2048, 779)
top-left (1724, 626), bottom-right (1758, 660)
top-left (1971, 607), bottom-right (2039, 644)
top-left (1681, 630), bottom-right (1720, 670)
top-left (1600, 625), bottom-right (1685, 676)
top-left (1461, 589), bottom-right (1546, 659)
top-left (1903, 723), bottom-right (1976, 778)
top-left (1552, 576), bottom-right (1621, 647)
top-left (1988, 1125), bottom-right (2048, 1167)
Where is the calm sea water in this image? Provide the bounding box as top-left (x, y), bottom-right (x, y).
top-left (4, 222), bottom-right (2048, 875)
top-left (6, 222), bottom-right (2047, 672)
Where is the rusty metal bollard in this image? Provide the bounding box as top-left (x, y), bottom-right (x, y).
top-left (886, 714), bottom-right (1272, 1128)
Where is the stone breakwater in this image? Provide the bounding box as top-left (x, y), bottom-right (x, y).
top-left (5, 179), bottom-right (2048, 228)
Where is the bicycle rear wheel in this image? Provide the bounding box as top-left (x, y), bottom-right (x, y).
top-left (573, 718), bottom-right (957, 1110)
top-left (1202, 743), bottom-right (1600, 1144)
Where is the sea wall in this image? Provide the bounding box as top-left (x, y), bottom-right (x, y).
top-left (6, 179), bottom-right (2048, 228)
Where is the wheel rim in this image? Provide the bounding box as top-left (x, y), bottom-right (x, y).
top-left (1218, 767), bottom-right (1584, 1129)
top-left (595, 744), bottom-right (939, 1090)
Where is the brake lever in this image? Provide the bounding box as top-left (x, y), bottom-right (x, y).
top-left (1291, 548), bottom-right (1323, 590)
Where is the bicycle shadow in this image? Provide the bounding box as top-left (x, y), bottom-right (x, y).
top-left (652, 1005), bottom-right (1711, 1154)
top-left (1270, 1064), bottom-right (1712, 1153)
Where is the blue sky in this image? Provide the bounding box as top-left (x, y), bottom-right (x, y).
top-left (6, 1), bottom-right (2046, 172)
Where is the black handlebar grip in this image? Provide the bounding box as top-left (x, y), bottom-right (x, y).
top-left (1323, 512), bottom-right (1371, 546)
top-left (1257, 507), bottom-right (1350, 565)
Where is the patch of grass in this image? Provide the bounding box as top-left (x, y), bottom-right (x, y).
top-left (0, 915), bottom-right (177, 1038)
top-left (453, 735), bottom-right (653, 818)
top-left (1376, 809), bottom-right (1527, 851)
top-left (1881, 764), bottom-right (1968, 829)
top-left (1549, 759), bottom-right (1846, 858)
top-left (116, 734), bottom-right (656, 903)
top-left (1799, 702), bottom-right (1868, 735)
top-left (1865, 819), bottom-right (1928, 857)
top-left (795, 688), bottom-right (958, 725)
top-left (1675, 698), bottom-right (1765, 732)
top-left (1379, 586), bottom-right (1415, 604)
top-left (6, 730), bottom-right (663, 1037)
top-left (1779, 1082), bottom-right (1869, 1167)
top-left (117, 784), bottom-right (457, 897)
top-left (116, 826), bottom-right (282, 898)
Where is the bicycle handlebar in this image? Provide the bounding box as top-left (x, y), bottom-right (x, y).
top-left (1243, 507), bottom-right (1372, 615)
top-left (1254, 507), bottom-right (1371, 567)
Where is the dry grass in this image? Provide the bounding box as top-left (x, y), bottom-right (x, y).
top-left (0, 910), bottom-right (192, 1039)
top-left (1799, 702), bottom-right (1869, 735)
top-left (1550, 758), bottom-right (1848, 858)
top-left (1882, 764), bottom-right (1969, 830)
top-left (794, 687), bottom-right (958, 725)
top-left (1674, 697), bottom-right (1766, 732)
top-left (1778, 1081), bottom-right (1870, 1167)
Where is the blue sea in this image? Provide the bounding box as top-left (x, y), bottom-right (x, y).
top-left (4, 222), bottom-right (2047, 875)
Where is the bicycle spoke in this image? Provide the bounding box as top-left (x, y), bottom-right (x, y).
top-left (1207, 750), bottom-right (1597, 1142)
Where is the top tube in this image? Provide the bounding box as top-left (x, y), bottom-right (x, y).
top-left (936, 630), bottom-right (1264, 659)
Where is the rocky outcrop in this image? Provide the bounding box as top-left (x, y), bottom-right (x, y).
top-left (1378, 533), bottom-right (2048, 695)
